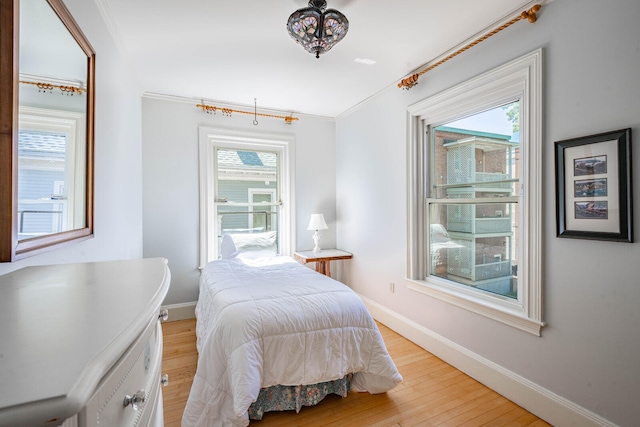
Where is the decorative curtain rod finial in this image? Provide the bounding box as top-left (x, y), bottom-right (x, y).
top-left (398, 74), bottom-right (419, 90)
top-left (522, 4), bottom-right (541, 23)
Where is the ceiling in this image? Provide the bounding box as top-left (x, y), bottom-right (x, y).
top-left (99, 0), bottom-right (539, 118)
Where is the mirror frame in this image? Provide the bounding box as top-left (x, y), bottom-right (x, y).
top-left (0, 0), bottom-right (94, 262)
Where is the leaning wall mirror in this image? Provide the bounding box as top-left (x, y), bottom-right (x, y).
top-left (0, 0), bottom-right (95, 261)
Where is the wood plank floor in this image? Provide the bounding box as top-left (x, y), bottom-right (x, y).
top-left (161, 319), bottom-right (552, 427)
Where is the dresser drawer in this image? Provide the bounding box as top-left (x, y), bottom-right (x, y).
top-left (79, 317), bottom-right (164, 427)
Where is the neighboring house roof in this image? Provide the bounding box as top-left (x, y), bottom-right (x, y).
top-left (435, 126), bottom-right (513, 142)
top-left (18, 130), bottom-right (66, 171)
top-left (217, 149), bottom-right (277, 182)
top-left (18, 130), bottom-right (66, 158)
top-left (443, 135), bottom-right (519, 152)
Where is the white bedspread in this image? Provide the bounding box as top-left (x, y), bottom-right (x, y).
top-left (182, 255), bottom-right (402, 427)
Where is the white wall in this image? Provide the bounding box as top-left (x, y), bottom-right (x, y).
top-left (0, 0), bottom-right (144, 275)
top-left (337, 1), bottom-right (640, 426)
top-left (141, 96), bottom-right (336, 305)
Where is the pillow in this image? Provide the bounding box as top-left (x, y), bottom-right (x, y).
top-left (220, 234), bottom-right (237, 259)
top-left (228, 231), bottom-right (277, 252)
top-left (222, 227), bottom-right (264, 234)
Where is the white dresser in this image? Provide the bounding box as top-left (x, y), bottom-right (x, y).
top-left (0, 258), bottom-right (171, 427)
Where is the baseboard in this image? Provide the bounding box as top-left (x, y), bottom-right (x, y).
top-left (161, 301), bottom-right (197, 322)
top-left (361, 296), bottom-right (617, 427)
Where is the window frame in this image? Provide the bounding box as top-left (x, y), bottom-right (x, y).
top-left (198, 127), bottom-right (295, 267)
top-left (406, 49), bottom-right (544, 335)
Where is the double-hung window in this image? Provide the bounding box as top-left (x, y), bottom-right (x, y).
top-left (198, 127), bottom-right (295, 266)
top-left (407, 49), bottom-right (544, 335)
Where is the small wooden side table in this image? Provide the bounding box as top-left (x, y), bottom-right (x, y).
top-left (293, 249), bottom-right (352, 277)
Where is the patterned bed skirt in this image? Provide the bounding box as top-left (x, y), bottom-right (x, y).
top-left (248, 375), bottom-right (352, 420)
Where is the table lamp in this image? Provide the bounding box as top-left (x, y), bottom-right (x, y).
top-left (307, 213), bottom-right (328, 253)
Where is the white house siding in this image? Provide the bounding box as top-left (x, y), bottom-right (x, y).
top-left (217, 180), bottom-right (278, 231)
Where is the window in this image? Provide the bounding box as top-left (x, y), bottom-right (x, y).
top-left (18, 106), bottom-right (86, 239)
top-left (198, 127), bottom-right (295, 266)
top-left (407, 50), bottom-right (544, 335)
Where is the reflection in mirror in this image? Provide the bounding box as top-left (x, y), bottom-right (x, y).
top-left (17, 107), bottom-right (86, 238)
top-left (0, 0), bottom-right (94, 261)
top-left (18, 0), bottom-right (87, 239)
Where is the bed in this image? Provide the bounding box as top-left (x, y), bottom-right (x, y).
top-left (182, 234), bottom-right (402, 427)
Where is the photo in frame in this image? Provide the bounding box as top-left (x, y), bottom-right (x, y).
top-left (555, 128), bottom-right (633, 242)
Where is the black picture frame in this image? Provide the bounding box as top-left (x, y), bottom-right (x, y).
top-left (555, 128), bottom-right (633, 242)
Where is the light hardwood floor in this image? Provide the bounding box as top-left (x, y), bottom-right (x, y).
top-left (161, 319), bottom-right (552, 427)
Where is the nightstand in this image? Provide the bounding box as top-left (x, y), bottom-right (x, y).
top-left (293, 249), bottom-right (352, 277)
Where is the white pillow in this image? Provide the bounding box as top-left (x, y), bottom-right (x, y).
top-left (220, 234), bottom-right (237, 259)
top-left (228, 231), bottom-right (277, 252)
top-left (223, 227), bottom-right (264, 233)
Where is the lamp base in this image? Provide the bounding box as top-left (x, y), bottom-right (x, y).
top-left (312, 230), bottom-right (321, 253)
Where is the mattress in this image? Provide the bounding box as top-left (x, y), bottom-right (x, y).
top-left (182, 255), bottom-right (402, 427)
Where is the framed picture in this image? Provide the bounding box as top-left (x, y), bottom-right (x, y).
top-left (555, 128), bottom-right (633, 242)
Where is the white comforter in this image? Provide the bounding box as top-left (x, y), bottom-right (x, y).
top-left (182, 255), bottom-right (402, 427)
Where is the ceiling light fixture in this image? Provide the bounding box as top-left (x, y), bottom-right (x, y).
top-left (286, 0), bottom-right (349, 59)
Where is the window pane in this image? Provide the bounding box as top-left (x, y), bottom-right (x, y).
top-left (429, 102), bottom-right (519, 299)
top-left (430, 202), bottom-right (518, 298)
top-left (215, 148), bottom-right (279, 255)
top-left (432, 103), bottom-right (520, 198)
top-left (251, 192), bottom-right (274, 230)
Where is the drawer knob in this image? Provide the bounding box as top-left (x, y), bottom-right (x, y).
top-left (159, 309), bottom-right (169, 322)
top-left (123, 389), bottom-right (146, 411)
top-left (161, 374), bottom-right (169, 386)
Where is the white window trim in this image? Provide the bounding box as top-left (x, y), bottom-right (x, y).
top-left (198, 126), bottom-right (296, 268)
top-left (406, 49), bottom-right (545, 336)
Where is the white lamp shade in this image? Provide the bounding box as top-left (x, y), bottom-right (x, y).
top-left (307, 213), bottom-right (328, 231)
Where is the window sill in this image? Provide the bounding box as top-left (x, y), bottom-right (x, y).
top-left (407, 278), bottom-right (545, 336)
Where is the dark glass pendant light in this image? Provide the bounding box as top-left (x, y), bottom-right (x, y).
top-left (286, 0), bottom-right (349, 58)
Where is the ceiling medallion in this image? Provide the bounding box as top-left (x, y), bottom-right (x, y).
top-left (286, 0), bottom-right (349, 58)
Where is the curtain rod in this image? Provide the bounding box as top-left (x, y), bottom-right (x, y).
top-left (19, 80), bottom-right (86, 95)
top-left (196, 103), bottom-right (298, 125)
top-left (397, 4), bottom-right (542, 90)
